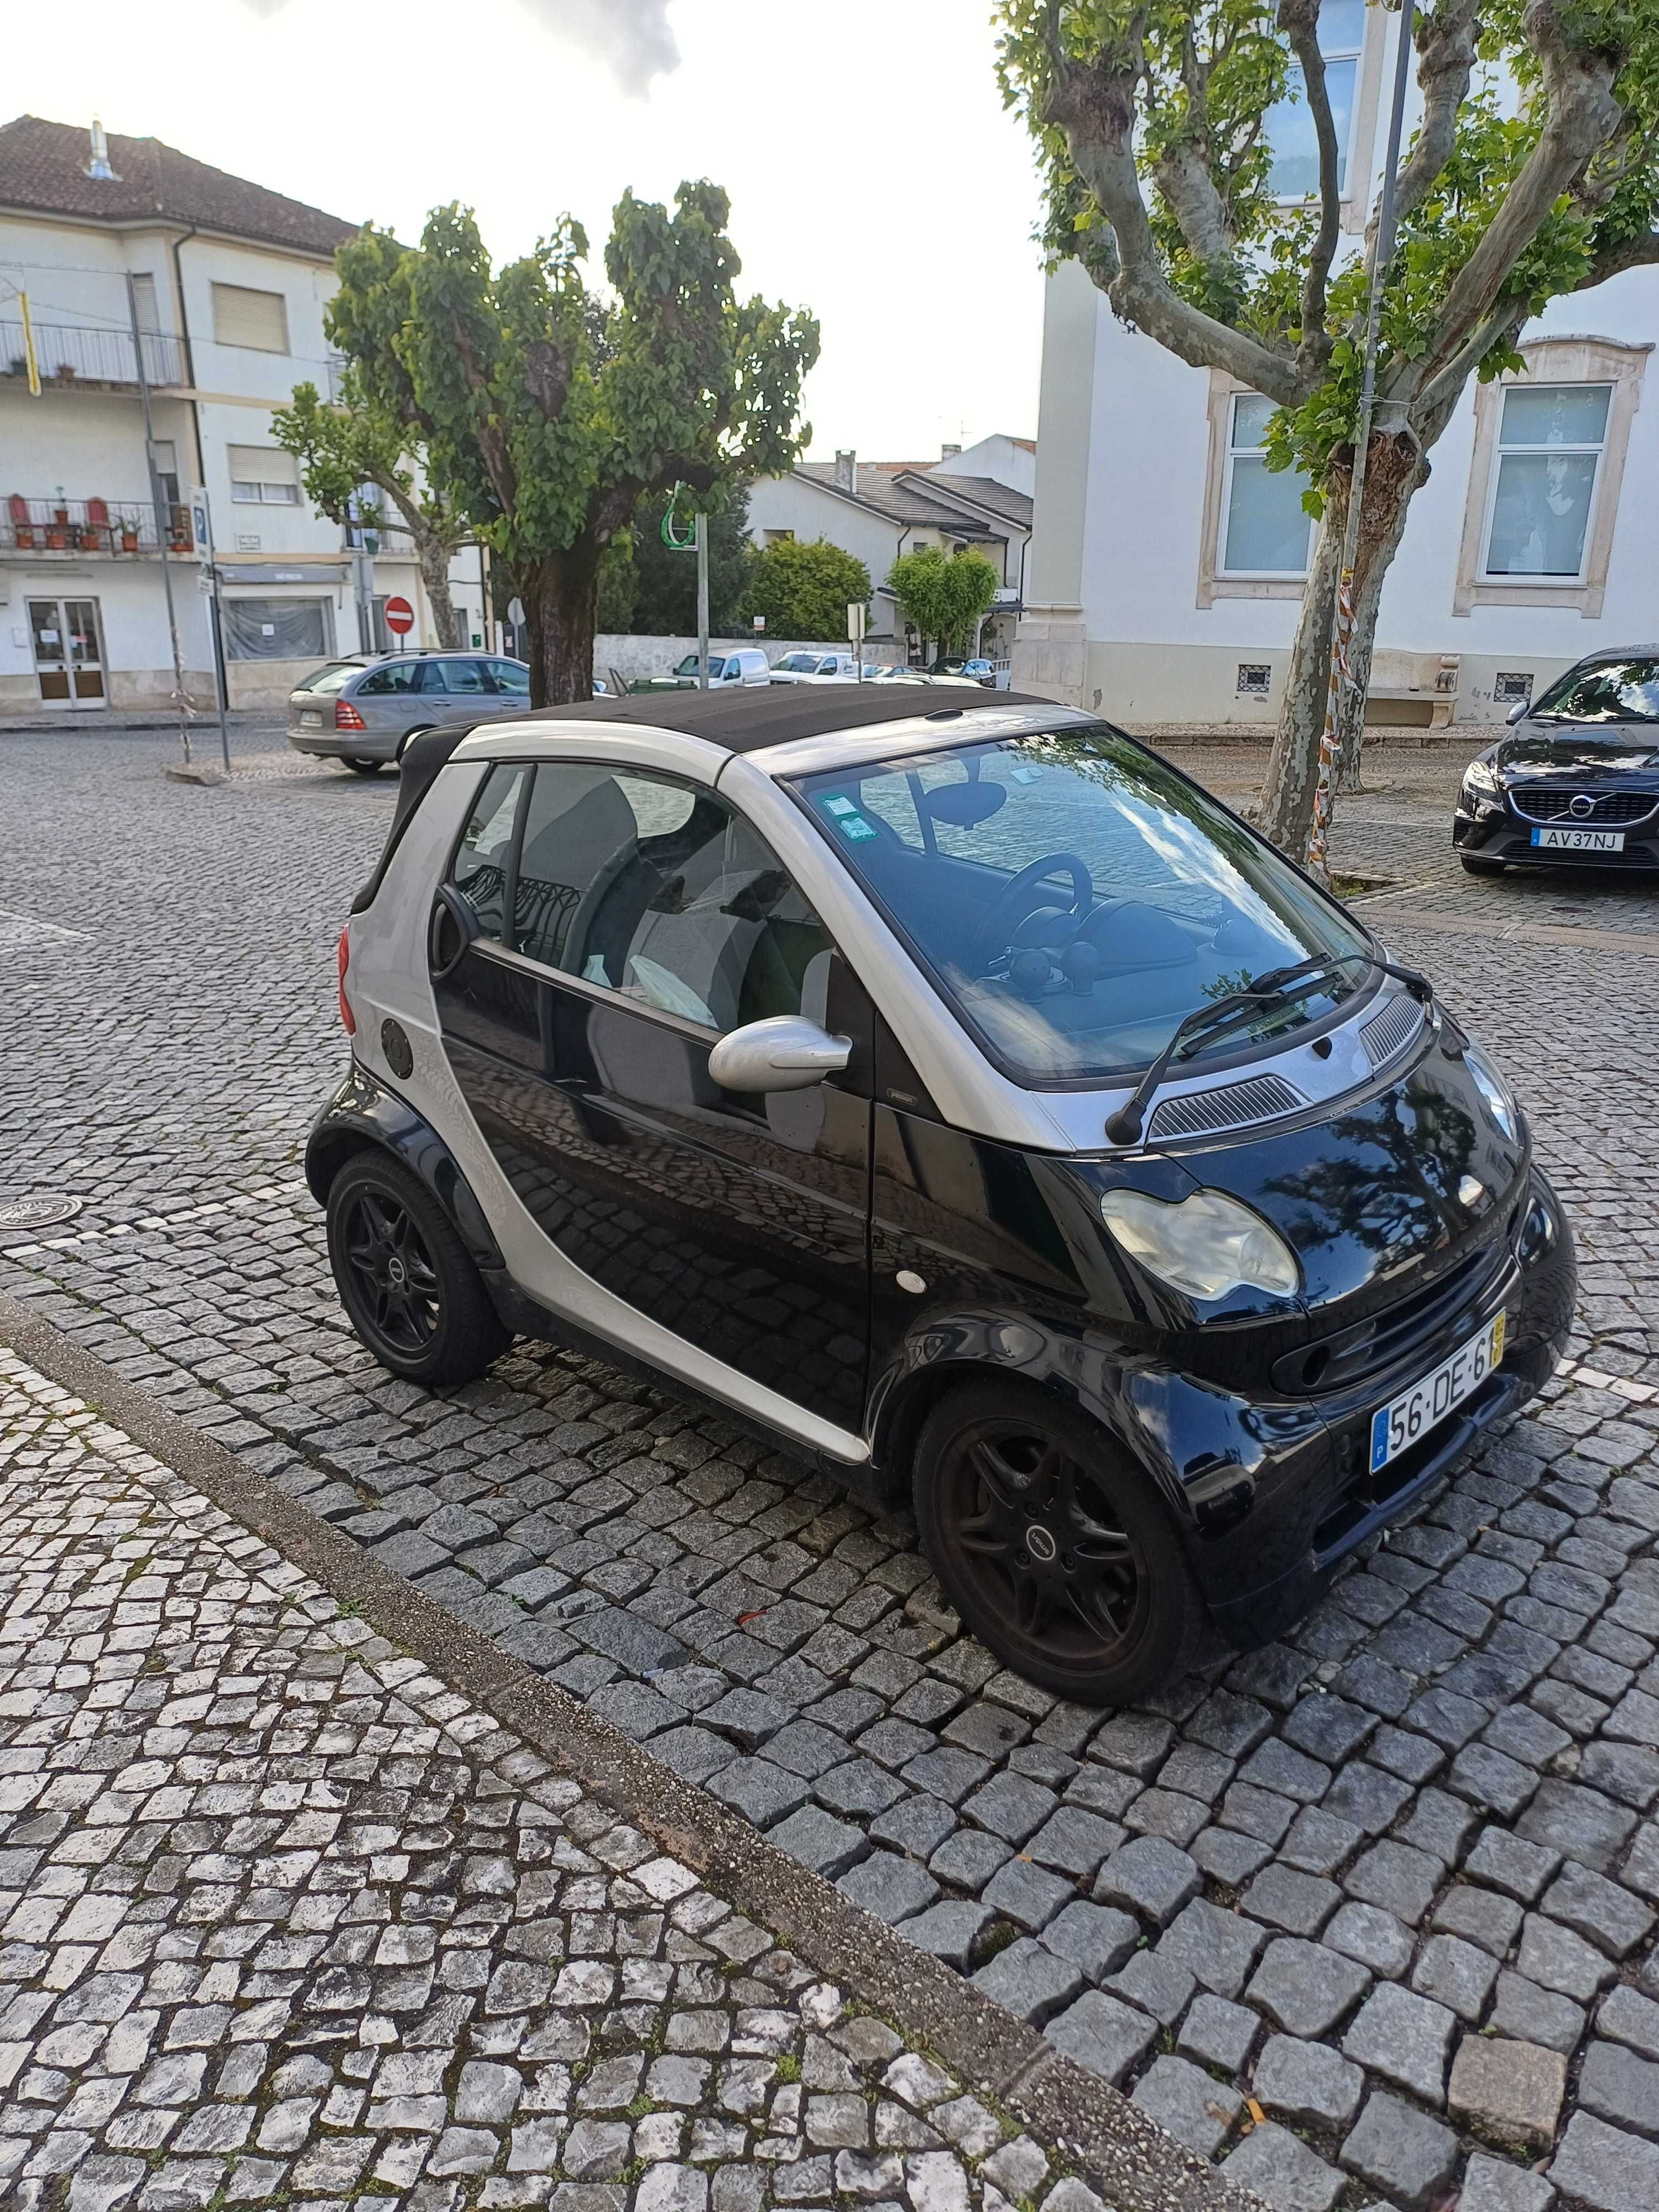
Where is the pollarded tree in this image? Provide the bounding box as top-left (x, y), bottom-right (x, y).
top-left (325, 189), bottom-right (818, 705)
top-left (998, 0), bottom-right (1659, 857)
top-left (271, 376), bottom-right (467, 649)
top-left (744, 536), bottom-right (872, 641)
top-left (888, 545), bottom-right (1001, 661)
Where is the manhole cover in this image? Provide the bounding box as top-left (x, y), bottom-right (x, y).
top-left (0, 1193), bottom-right (83, 1232)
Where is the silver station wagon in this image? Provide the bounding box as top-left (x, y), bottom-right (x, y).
top-left (287, 651), bottom-right (538, 774)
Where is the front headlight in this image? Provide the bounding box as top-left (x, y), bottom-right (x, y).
top-left (1460, 757), bottom-right (1501, 800)
top-left (1099, 1188), bottom-right (1301, 1300)
top-left (1464, 1044), bottom-right (1520, 1144)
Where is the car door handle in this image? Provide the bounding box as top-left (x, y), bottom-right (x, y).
top-left (430, 884), bottom-right (482, 980)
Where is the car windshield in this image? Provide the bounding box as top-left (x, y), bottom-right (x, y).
top-left (675, 653), bottom-right (732, 677)
top-left (293, 661), bottom-right (359, 695)
top-left (790, 724), bottom-right (1374, 1084)
top-left (1530, 657), bottom-right (1659, 723)
top-left (774, 653), bottom-right (819, 672)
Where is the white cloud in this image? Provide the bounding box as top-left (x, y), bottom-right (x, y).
top-left (237, 0), bottom-right (677, 90)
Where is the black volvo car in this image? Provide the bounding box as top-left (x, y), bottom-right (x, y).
top-left (1454, 649), bottom-right (1659, 874)
top-left (309, 687), bottom-right (1575, 1706)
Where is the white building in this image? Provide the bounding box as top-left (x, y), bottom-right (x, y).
top-left (1013, 6), bottom-right (1659, 727)
top-left (747, 435), bottom-right (1035, 656)
top-left (0, 115), bottom-right (486, 715)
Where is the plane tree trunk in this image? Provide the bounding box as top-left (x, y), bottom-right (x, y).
top-left (519, 541), bottom-right (602, 706)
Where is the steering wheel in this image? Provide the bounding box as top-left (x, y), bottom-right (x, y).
top-left (973, 852), bottom-right (1095, 971)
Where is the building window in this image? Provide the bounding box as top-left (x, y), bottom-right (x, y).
top-left (1221, 395), bottom-right (1313, 576)
top-left (1237, 663), bottom-right (1272, 697)
top-left (1494, 671), bottom-right (1533, 705)
top-left (228, 445), bottom-right (301, 505)
top-left (1267, 0), bottom-right (1364, 199)
top-left (1453, 338), bottom-right (1649, 619)
top-left (222, 597), bottom-right (336, 660)
top-left (211, 282), bottom-right (289, 353)
top-left (1482, 384), bottom-right (1611, 580)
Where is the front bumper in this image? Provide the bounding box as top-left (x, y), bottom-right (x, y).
top-left (1454, 791), bottom-right (1659, 868)
top-left (1150, 1167), bottom-right (1574, 1649)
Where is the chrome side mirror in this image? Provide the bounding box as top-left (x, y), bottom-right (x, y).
top-left (707, 1015), bottom-right (852, 1093)
top-left (1506, 698), bottom-right (1531, 724)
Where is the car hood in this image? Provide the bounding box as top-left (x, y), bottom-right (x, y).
top-left (1498, 722), bottom-right (1659, 778)
top-left (1077, 1032), bottom-right (1527, 1332)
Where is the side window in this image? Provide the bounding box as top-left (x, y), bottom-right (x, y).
top-left (449, 764), bottom-right (527, 940)
top-left (441, 658), bottom-right (495, 694)
top-left (491, 659), bottom-right (532, 695)
top-left (513, 764), bottom-right (834, 1033)
top-left (358, 659), bottom-right (418, 695)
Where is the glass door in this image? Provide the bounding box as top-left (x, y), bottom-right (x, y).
top-left (28, 597), bottom-right (106, 708)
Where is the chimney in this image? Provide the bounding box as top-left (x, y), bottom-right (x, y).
top-left (86, 119), bottom-right (118, 182)
top-left (941, 442), bottom-right (961, 460)
top-left (834, 448), bottom-right (857, 494)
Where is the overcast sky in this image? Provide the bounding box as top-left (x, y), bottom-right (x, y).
top-left (8, 0), bottom-right (1049, 464)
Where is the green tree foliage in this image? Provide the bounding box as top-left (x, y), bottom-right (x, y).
top-left (997, 0), bottom-right (1659, 855)
top-left (597, 488), bottom-right (757, 635)
top-left (742, 537), bottom-right (872, 643)
top-left (322, 186), bottom-right (818, 703)
top-left (271, 377), bottom-right (467, 649)
top-left (887, 546), bottom-right (1000, 659)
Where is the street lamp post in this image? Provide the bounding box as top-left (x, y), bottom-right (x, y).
top-left (1306, 0), bottom-right (1418, 880)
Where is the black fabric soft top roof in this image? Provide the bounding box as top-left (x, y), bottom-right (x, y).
top-left (351, 682), bottom-right (1063, 912)
top-left (512, 680), bottom-right (1058, 752)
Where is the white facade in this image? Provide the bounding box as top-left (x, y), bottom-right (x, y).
top-left (0, 128), bottom-right (463, 716)
top-left (1014, 9), bottom-right (1659, 727)
top-left (746, 440), bottom-right (1035, 652)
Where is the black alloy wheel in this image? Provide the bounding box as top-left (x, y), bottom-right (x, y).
top-left (915, 1381), bottom-right (1201, 1705)
top-left (326, 1152), bottom-right (508, 1385)
top-left (345, 757), bottom-right (386, 775)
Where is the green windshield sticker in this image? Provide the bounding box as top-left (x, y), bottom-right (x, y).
top-left (822, 795), bottom-right (855, 816)
top-left (836, 813), bottom-right (878, 841)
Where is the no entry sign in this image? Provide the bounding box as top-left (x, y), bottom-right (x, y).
top-left (383, 596), bottom-right (415, 635)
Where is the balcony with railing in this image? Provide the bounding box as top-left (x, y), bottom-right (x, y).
top-left (2, 497), bottom-right (194, 556)
top-left (1, 319), bottom-right (185, 392)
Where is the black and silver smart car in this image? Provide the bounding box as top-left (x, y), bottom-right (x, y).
top-left (309, 687), bottom-right (1574, 1705)
top-left (1454, 649), bottom-right (1659, 874)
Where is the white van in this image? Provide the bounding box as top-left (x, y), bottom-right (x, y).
top-left (769, 650), bottom-right (860, 685)
top-left (667, 648), bottom-right (771, 687)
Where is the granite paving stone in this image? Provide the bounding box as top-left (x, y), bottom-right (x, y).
top-left (7, 728), bottom-right (1659, 2211)
top-left (1448, 2034), bottom-right (1567, 2147)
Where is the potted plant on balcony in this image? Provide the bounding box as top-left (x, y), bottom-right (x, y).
top-left (8, 495), bottom-right (34, 549)
top-left (119, 512), bottom-right (139, 553)
top-left (44, 517), bottom-right (66, 550)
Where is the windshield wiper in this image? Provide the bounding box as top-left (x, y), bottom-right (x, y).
top-left (1103, 950), bottom-right (1431, 1147)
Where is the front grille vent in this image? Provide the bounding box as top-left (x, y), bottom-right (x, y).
top-left (1148, 1072), bottom-right (1304, 1141)
top-left (1360, 994), bottom-right (1423, 1070)
top-left (1510, 786), bottom-right (1658, 826)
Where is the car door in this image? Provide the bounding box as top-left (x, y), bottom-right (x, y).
top-left (435, 656), bottom-right (502, 721)
top-left (353, 656), bottom-right (422, 739)
top-left (429, 755), bottom-right (874, 1429)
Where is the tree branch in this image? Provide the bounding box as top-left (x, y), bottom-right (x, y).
top-left (1045, 40), bottom-right (1307, 405)
top-left (1279, 0), bottom-right (1341, 375)
top-left (1389, 0), bottom-right (1481, 228)
top-left (1574, 228), bottom-right (1659, 286)
top-left (1406, 1), bottom-right (1620, 393)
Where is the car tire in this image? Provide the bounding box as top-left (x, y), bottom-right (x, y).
top-left (1460, 855), bottom-right (1506, 876)
top-left (326, 1151), bottom-right (509, 1386)
top-left (345, 757), bottom-right (385, 775)
top-left (913, 1379), bottom-right (1203, 1707)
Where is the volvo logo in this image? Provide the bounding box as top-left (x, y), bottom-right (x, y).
top-left (1569, 792), bottom-right (1595, 819)
top-left (1025, 1526), bottom-right (1058, 1563)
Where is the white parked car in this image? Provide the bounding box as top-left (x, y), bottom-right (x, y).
top-left (769, 650), bottom-right (862, 685)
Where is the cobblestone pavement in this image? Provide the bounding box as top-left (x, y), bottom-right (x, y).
top-left (1, 1349), bottom-right (1181, 2212)
top-left (6, 723), bottom-right (1659, 2209)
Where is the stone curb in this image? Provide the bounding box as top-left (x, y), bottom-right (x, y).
top-left (0, 1287), bottom-right (1265, 2212)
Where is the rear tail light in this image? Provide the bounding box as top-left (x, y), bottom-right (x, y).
top-left (335, 699), bottom-right (368, 731)
top-left (337, 925), bottom-right (356, 1034)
